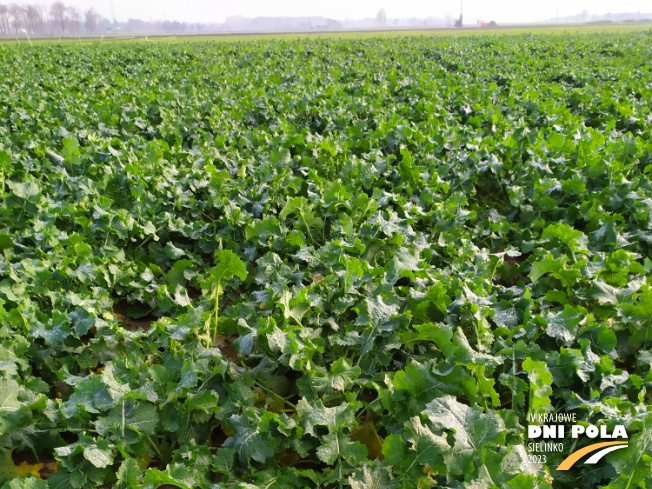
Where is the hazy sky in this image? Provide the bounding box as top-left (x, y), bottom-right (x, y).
top-left (7, 0), bottom-right (652, 24)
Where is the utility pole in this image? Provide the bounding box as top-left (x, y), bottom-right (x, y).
top-left (455, 0), bottom-right (463, 27)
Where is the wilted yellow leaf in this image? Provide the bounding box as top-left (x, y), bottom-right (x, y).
top-left (0, 449), bottom-right (45, 484)
top-left (351, 419), bottom-right (384, 460)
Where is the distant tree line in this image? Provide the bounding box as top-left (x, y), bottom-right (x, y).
top-left (0, 1), bottom-right (212, 36)
top-left (0, 1), bottom-right (100, 36)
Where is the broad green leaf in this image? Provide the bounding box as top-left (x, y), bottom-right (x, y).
top-left (280, 196), bottom-right (323, 243)
top-left (115, 459), bottom-right (143, 488)
top-left (95, 400), bottom-right (158, 437)
top-left (62, 135), bottom-right (81, 166)
top-left (222, 413), bottom-right (275, 464)
top-left (83, 443), bottom-right (113, 469)
top-left (541, 222), bottom-right (586, 252)
top-left (208, 250), bottom-right (248, 292)
top-left (424, 395), bottom-right (505, 475)
top-left (7, 181), bottom-right (40, 202)
top-left (316, 431), bottom-right (368, 464)
top-left (279, 288), bottom-right (311, 326)
top-left (304, 358), bottom-right (362, 394)
top-left (1, 476), bottom-right (49, 489)
top-left (212, 447), bottom-right (236, 474)
top-left (522, 358), bottom-right (553, 413)
top-left (296, 399), bottom-right (356, 436)
top-left (529, 254), bottom-right (582, 286)
top-left (544, 304), bottom-right (584, 344)
top-left (474, 365), bottom-right (501, 408)
top-left (0, 379), bottom-right (21, 415)
top-left (382, 417), bottom-right (448, 479)
top-left (589, 279), bottom-right (643, 305)
top-left (385, 247), bottom-right (422, 285)
top-left (348, 460), bottom-right (397, 489)
top-left (141, 465), bottom-right (194, 489)
top-left (63, 376), bottom-right (115, 417)
top-left (392, 361), bottom-right (447, 408)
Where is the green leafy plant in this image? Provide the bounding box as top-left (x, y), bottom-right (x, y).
top-left (201, 249), bottom-right (248, 347)
top-left (0, 31), bottom-right (651, 489)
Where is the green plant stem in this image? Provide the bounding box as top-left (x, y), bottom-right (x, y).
top-left (355, 397), bottom-right (382, 420)
top-left (147, 436), bottom-right (164, 462)
top-left (212, 286), bottom-right (220, 347)
top-left (488, 257), bottom-right (502, 284)
top-left (624, 421), bottom-right (648, 489)
top-left (253, 379), bottom-right (298, 410)
top-left (299, 209), bottom-right (315, 244)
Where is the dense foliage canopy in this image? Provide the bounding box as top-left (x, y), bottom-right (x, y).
top-left (0, 32), bottom-right (651, 488)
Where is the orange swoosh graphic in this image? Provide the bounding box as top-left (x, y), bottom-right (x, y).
top-left (557, 441), bottom-right (628, 470)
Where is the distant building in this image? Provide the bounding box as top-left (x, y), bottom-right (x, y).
top-left (222, 16), bottom-right (341, 32)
